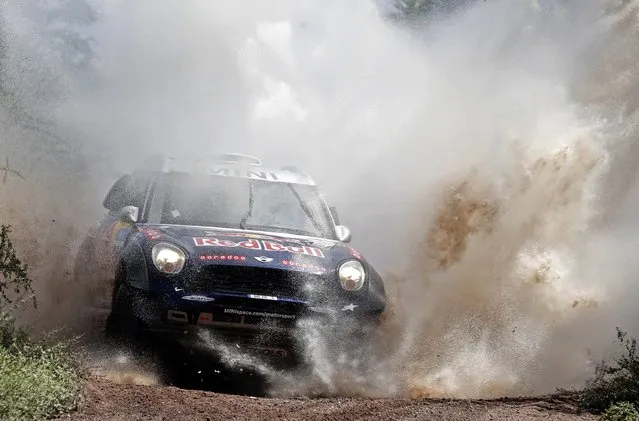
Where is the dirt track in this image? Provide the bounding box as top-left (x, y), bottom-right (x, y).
top-left (56, 376), bottom-right (598, 421)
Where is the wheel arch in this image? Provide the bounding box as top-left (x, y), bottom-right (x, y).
top-left (119, 240), bottom-right (150, 291)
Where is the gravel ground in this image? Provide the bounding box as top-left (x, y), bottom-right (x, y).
top-left (54, 377), bottom-right (598, 421)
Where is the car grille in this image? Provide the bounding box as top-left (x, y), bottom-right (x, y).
top-left (188, 265), bottom-right (329, 300)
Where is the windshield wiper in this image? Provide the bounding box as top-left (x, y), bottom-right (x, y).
top-left (287, 184), bottom-right (325, 235)
top-left (239, 180), bottom-right (254, 229)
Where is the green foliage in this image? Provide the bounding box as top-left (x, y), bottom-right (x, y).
top-left (0, 332), bottom-right (80, 420)
top-left (0, 0), bottom-right (99, 115)
top-left (45, 0), bottom-right (98, 86)
top-left (601, 402), bottom-right (639, 421)
top-left (387, 0), bottom-right (473, 25)
top-left (580, 328), bottom-right (639, 412)
top-left (0, 225), bottom-right (35, 308)
top-left (0, 224), bottom-right (81, 420)
top-left (389, 0), bottom-right (441, 23)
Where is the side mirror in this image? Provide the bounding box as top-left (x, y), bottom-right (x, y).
top-left (335, 225), bottom-right (352, 243)
top-left (119, 206), bottom-right (139, 224)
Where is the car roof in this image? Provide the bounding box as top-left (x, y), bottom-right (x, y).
top-left (133, 153), bottom-right (317, 186)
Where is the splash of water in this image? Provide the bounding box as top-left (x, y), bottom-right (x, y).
top-left (86, 346), bottom-right (162, 387)
top-left (3, 0), bottom-right (639, 399)
top-left (224, 0), bottom-right (639, 398)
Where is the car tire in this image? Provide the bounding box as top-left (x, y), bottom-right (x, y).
top-left (104, 283), bottom-right (144, 349)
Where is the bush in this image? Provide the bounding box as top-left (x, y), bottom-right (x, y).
top-left (0, 336), bottom-right (80, 420)
top-left (0, 225), bottom-right (35, 308)
top-left (601, 402), bottom-right (639, 421)
top-left (580, 328), bottom-right (639, 412)
top-left (0, 224), bottom-right (81, 420)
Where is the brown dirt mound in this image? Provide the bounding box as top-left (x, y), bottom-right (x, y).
top-left (56, 376), bottom-right (597, 421)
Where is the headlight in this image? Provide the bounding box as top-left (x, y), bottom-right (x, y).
top-left (152, 243), bottom-right (186, 274)
top-left (338, 260), bottom-right (366, 291)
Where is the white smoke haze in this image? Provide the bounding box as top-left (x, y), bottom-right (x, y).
top-left (2, 0), bottom-right (639, 399)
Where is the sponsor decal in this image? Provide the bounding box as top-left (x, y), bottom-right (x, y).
top-left (308, 306), bottom-right (337, 315)
top-left (203, 231), bottom-right (283, 241)
top-left (248, 294), bottom-right (278, 301)
top-left (102, 220), bottom-right (118, 242)
top-left (102, 221), bottom-right (133, 255)
top-left (254, 256), bottom-right (273, 263)
top-left (181, 295), bottom-right (215, 302)
top-left (141, 228), bottom-right (162, 240)
top-left (115, 227), bottom-right (131, 242)
top-left (246, 346), bottom-right (289, 359)
top-left (281, 260), bottom-right (325, 272)
top-left (263, 240), bottom-right (325, 258)
top-left (199, 255), bottom-right (247, 261)
top-left (301, 238), bottom-right (335, 248)
top-left (195, 237), bottom-right (261, 249)
top-left (223, 308), bottom-right (296, 320)
top-left (210, 166), bottom-right (280, 181)
top-left (201, 231), bottom-right (335, 248)
top-left (193, 237), bottom-right (325, 258)
top-left (197, 312), bottom-right (214, 325)
top-left (348, 246), bottom-right (362, 259)
top-left (341, 303), bottom-right (358, 312)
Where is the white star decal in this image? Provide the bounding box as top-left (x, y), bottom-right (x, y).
top-left (341, 303), bottom-right (358, 312)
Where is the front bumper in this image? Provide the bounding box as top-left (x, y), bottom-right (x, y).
top-left (119, 286), bottom-right (383, 362)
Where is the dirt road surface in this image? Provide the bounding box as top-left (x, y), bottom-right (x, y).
top-left (56, 376), bottom-right (598, 421)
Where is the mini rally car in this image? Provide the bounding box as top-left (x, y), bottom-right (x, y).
top-left (75, 153), bottom-right (386, 366)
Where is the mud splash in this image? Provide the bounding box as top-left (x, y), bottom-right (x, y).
top-left (395, 139), bottom-right (607, 398)
top-left (86, 347), bottom-right (162, 387)
top-left (274, 136), bottom-right (610, 399)
top-left (2, 0), bottom-right (639, 402)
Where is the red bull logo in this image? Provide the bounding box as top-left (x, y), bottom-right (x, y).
top-left (193, 237), bottom-right (325, 258)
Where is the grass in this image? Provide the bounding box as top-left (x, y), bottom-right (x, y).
top-left (0, 224), bottom-right (82, 420)
top-left (0, 333), bottom-right (81, 420)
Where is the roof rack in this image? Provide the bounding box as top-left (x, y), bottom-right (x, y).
top-left (212, 153), bottom-right (262, 166)
top-left (132, 153), bottom-right (316, 185)
top-left (135, 153), bottom-right (263, 173)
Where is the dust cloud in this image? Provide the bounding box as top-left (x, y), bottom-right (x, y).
top-left (2, 0), bottom-right (639, 399)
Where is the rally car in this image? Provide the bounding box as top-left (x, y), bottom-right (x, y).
top-left (74, 153), bottom-right (386, 367)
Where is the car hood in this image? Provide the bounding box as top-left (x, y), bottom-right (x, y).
top-left (135, 224), bottom-right (362, 275)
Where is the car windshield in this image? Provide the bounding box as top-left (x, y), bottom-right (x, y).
top-left (150, 173), bottom-right (335, 239)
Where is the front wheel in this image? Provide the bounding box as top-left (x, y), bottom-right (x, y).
top-left (104, 283), bottom-right (145, 349)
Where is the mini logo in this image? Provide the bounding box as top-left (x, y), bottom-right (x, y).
top-left (254, 256), bottom-right (274, 263)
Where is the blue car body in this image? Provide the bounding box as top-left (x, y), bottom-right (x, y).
top-left (75, 154), bottom-right (386, 363)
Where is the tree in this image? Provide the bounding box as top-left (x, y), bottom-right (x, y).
top-left (387, 0), bottom-right (475, 26)
top-left (389, 0), bottom-right (440, 23)
top-left (0, 1), bottom-right (97, 188)
top-left (0, 225), bottom-right (35, 309)
top-left (0, 0), bottom-right (98, 110)
top-left (44, 0), bottom-right (98, 91)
